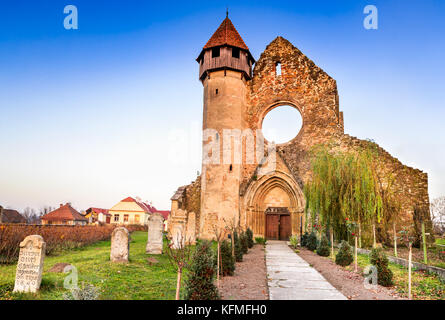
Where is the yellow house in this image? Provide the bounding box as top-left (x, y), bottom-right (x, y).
top-left (109, 197), bottom-right (153, 225)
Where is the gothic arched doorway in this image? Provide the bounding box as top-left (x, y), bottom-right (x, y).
top-left (241, 170), bottom-right (305, 240)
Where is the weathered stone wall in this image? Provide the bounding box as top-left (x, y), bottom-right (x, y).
top-left (243, 36), bottom-right (431, 239)
top-left (171, 35), bottom-right (431, 241)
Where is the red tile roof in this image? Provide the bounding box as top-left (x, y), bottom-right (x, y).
top-left (86, 207), bottom-right (110, 216)
top-left (122, 197), bottom-right (136, 202)
top-left (155, 210), bottom-right (170, 220)
top-left (0, 208), bottom-right (27, 223)
top-left (42, 204), bottom-right (87, 222)
top-left (203, 17), bottom-right (249, 50)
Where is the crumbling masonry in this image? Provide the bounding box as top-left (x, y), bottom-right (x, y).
top-left (168, 17), bottom-right (431, 244)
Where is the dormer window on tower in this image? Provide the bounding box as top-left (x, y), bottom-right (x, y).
top-left (212, 47), bottom-right (220, 58)
top-left (232, 48), bottom-right (240, 59)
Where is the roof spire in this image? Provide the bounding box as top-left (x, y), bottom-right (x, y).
top-left (226, 7), bottom-right (229, 18)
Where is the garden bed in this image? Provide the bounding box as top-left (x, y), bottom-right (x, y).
top-left (297, 246), bottom-right (444, 300)
top-left (218, 244), bottom-right (269, 300)
top-left (297, 248), bottom-right (402, 300)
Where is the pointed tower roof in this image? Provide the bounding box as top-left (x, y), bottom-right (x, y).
top-left (203, 17), bottom-right (249, 50)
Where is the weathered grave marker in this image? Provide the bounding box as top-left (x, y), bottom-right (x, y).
top-left (13, 235), bottom-right (46, 293)
top-left (110, 227), bottom-right (130, 262)
top-left (146, 213), bottom-right (165, 254)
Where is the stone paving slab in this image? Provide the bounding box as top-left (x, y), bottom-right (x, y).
top-left (266, 240), bottom-right (347, 300)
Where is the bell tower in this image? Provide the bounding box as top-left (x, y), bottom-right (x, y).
top-left (197, 16), bottom-right (255, 239)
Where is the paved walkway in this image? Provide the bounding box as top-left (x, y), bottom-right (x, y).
top-left (266, 240), bottom-right (347, 300)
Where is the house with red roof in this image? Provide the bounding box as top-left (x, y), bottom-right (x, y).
top-left (0, 206), bottom-right (27, 224)
top-left (41, 203), bottom-right (88, 226)
top-left (109, 197), bottom-right (153, 225)
top-left (108, 197), bottom-right (170, 227)
top-left (84, 207), bottom-right (111, 224)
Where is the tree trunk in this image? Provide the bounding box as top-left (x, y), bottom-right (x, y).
top-left (354, 236), bottom-right (358, 272)
top-left (358, 221), bottom-right (362, 248)
top-left (176, 268), bottom-right (182, 300)
top-left (330, 227), bottom-right (334, 260)
top-left (217, 242), bottom-right (220, 288)
top-left (393, 222), bottom-right (397, 257)
top-left (421, 221), bottom-right (427, 264)
top-left (408, 244), bottom-right (412, 300)
top-left (372, 223), bottom-right (376, 248)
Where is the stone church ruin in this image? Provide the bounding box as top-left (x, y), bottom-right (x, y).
top-left (168, 16), bottom-right (431, 243)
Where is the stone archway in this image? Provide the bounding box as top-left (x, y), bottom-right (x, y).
top-left (241, 170), bottom-right (305, 239)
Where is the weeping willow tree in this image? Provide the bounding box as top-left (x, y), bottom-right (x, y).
top-left (304, 142), bottom-right (384, 246)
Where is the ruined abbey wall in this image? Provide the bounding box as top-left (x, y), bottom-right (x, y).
top-left (170, 36), bottom-right (431, 242)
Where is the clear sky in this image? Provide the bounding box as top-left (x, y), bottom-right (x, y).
top-left (0, 0), bottom-right (444, 213)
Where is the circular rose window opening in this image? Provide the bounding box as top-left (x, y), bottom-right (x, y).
top-left (261, 105), bottom-right (303, 144)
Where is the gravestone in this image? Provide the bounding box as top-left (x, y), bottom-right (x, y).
top-left (13, 235), bottom-right (46, 293)
top-left (110, 227), bottom-right (130, 262)
top-left (171, 224), bottom-right (185, 249)
top-left (146, 213), bottom-right (164, 254)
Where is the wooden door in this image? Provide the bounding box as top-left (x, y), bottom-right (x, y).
top-left (279, 215), bottom-right (292, 240)
top-left (266, 215), bottom-right (280, 240)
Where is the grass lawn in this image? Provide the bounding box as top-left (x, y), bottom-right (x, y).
top-left (436, 238), bottom-right (445, 246)
top-left (343, 251), bottom-right (445, 300)
top-left (0, 231), bottom-right (181, 300)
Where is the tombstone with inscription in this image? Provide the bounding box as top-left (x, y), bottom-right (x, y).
top-left (13, 235), bottom-right (46, 293)
top-left (110, 227), bottom-right (130, 263)
top-left (146, 213), bottom-right (164, 254)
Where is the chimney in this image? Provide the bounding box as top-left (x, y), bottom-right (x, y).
top-left (60, 204), bottom-right (63, 207)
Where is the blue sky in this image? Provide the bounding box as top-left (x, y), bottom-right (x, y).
top-left (0, 0), bottom-right (444, 212)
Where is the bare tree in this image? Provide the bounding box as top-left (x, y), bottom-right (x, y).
top-left (212, 222), bottom-right (227, 289)
top-left (22, 207), bottom-right (41, 224)
top-left (165, 231), bottom-right (192, 300)
top-left (430, 196), bottom-right (445, 234)
top-left (39, 205), bottom-right (54, 217)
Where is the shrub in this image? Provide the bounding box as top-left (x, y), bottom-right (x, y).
top-left (255, 237), bottom-right (267, 245)
top-left (370, 247), bottom-right (393, 287)
top-left (289, 235), bottom-right (298, 248)
top-left (183, 240), bottom-right (219, 300)
top-left (301, 232), bottom-right (309, 247)
top-left (0, 225), bottom-right (127, 264)
top-left (246, 228), bottom-right (254, 248)
top-left (335, 240), bottom-right (354, 266)
top-left (232, 231), bottom-right (244, 262)
top-left (216, 240), bottom-right (235, 276)
top-left (240, 232), bottom-right (249, 254)
top-left (316, 234), bottom-right (330, 257)
top-left (306, 232), bottom-right (318, 251)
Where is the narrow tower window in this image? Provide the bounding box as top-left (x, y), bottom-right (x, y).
top-left (229, 164), bottom-right (233, 172)
top-left (212, 47), bottom-right (220, 58)
top-left (216, 89), bottom-right (219, 95)
top-left (232, 48), bottom-right (240, 58)
top-left (276, 62), bottom-right (282, 76)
